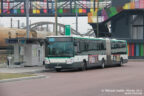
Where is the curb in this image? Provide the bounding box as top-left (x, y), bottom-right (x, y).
top-left (128, 59), bottom-right (144, 62)
top-left (22, 70), bottom-right (45, 74)
top-left (0, 69), bottom-right (47, 74)
top-left (0, 75), bottom-right (46, 83)
top-left (20, 69), bottom-right (52, 74)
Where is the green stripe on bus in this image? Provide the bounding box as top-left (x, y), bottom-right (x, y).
top-left (74, 37), bottom-right (104, 40)
top-left (73, 37), bottom-right (126, 43)
top-left (110, 40), bottom-right (126, 42)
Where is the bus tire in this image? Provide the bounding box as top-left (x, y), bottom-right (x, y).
top-left (101, 59), bottom-right (105, 69)
top-left (119, 58), bottom-right (123, 66)
top-left (56, 68), bottom-right (61, 72)
top-left (81, 62), bottom-right (87, 71)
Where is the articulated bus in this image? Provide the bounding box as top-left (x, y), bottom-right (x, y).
top-left (45, 36), bottom-right (128, 72)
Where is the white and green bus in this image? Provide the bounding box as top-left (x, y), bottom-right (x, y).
top-left (45, 36), bottom-right (128, 72)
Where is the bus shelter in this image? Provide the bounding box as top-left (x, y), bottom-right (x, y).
top-left (6, 38), bottom-right (45, 67)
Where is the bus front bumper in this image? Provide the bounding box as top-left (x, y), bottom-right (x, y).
top-left (45, 63), bottom-right (82, 69)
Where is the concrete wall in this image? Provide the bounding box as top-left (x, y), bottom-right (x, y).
top-left (112, 0), bottom-right (130, 7)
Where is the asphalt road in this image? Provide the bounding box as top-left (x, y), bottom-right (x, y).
top-left (0, 62), bottom-right (144, 96)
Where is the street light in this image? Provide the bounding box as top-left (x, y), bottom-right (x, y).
top-left (15, 0), bottom-right (30, 38)
top-left (75, 0), bottom-right (78, 33)
top-left (96, 0), bottom-right (99, 37)
top-left (54, 0), bottom-right (58, 35)
top-left (26, 0), bottom-right (30, 38)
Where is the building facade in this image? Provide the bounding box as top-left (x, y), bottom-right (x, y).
top-left (111, 0), bottom-right (144, 59)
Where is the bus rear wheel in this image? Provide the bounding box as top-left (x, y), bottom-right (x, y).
top-left (81, 62), bottom-right (87, 71)
top-left (119, 58), bottom-right (123, 66)
top-left (101, 60), bottom-right (105, 69)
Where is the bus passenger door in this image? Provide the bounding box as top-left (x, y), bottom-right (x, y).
top-left (106, 39), bottom-right (112, 65)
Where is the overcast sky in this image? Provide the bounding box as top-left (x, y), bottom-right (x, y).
top-left (0, 17), bottom-right (92, 34)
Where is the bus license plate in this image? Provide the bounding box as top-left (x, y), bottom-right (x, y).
top-left (55, 66), bottom-right (62, 68)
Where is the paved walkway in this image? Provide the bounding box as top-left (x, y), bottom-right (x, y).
top-left (0, 66), bottom-right (46, 73)
top-left (128, 59), bottom-right (144, 62)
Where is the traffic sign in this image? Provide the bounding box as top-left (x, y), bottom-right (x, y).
top-left (65, 25), bottom-right (71, 36)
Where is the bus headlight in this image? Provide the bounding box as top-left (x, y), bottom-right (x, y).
top-left (45, 58), bottom-right (50, 64)
top-left (66, 59), bottom-right (73, 64)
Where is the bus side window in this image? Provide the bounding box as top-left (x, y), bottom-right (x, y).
top-left (74, 42), bottom-right (80, 55)
top-left (84, 42), bottom-right (88, 51)
top-left (96, 42), bottom-right (99, 50)
top-left (101, 43), bottom-right (104, 50)
top-left (111, 41), bottom-right (115, 54)
top-left (122, 43), bottom-right (126, 48)
top-left (74, 46), bottom-right (78, 55)
top-left (79, 41), bottom-right (82, 51)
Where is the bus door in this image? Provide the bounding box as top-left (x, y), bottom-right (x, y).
top-left (106, 39), bottom-right (112, 64)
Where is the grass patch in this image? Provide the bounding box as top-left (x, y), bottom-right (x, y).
top-left (0, 73), bottom-right (35, 80)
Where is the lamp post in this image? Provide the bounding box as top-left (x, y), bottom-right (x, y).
top-left (26, 0), bottom-right (30, 38)
top-left (10, 18), bottom-right (13, 28)
top-left (76, 1), bottom-right (78, 33)
top-left (74, 0), bottom-right (78, 33)
top-left (96, 0), bottom-right (99, 37)
top-left (14, 0), bottom-right (30, 37)
top-left (55, 0), bottom-right (58, 36)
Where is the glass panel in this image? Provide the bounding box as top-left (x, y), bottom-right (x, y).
top-left (132, 26), bottom-right (143, 40)
top-left (46, 42), bottom-right (73, 57)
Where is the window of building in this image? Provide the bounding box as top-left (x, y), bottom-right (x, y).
top-left (132, 26), bottom-right (143, 40)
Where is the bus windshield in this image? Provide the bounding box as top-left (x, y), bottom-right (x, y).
top-left (46, 42), bottom-right (74, 57)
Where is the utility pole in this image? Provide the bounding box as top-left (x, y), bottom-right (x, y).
top-left (75, 0), bottom-right (78, 33)
top-left (94, 0), bottom-right (96, 36)
top-left (105, 0), bottom-right (108, 7)
top-left (96, 0), bottom-right (99, 37)
top-left (26, 0), bottom-right (30, 38)
top-left (18, 20), bottom-right (20, 29)
top-left (55, 0), bottom-right (58, 36)
top-left (94, 0), bottom-right (95, 11)
top-left (10, 18), bottom-right (13, 28)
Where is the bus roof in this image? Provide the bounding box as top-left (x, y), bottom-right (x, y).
top-left (46, 35), bottom-right (106, 40)
top-left (110, 39), bottom-right (126, 42)
top-left (46, 36), bottom-right (126, 42)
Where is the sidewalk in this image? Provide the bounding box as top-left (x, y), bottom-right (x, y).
top-left (0, 65), bottom-right (48, 83)
top-left (129, 59), bottom-right (144, 62)
top-left (0, 66), bottom-right (46, 74)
